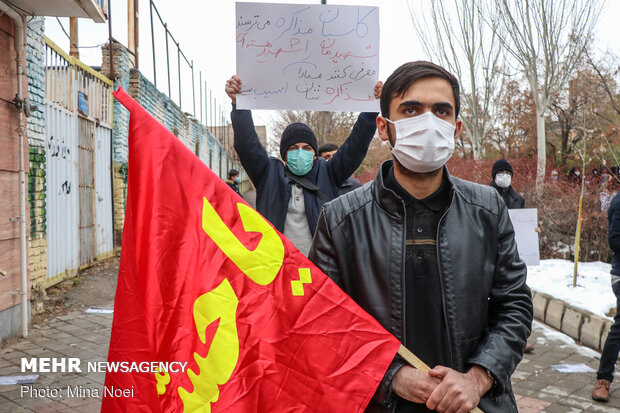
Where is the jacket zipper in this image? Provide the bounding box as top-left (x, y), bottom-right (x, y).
top-left (436, 189), bottom-right (456, 367)
top-left (400, 199), bottom-right (407, 347)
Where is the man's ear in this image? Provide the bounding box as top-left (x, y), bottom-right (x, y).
top-left (377, 115), bottom-right (390, 142)
top-left (454, 119), bottom-right (462, 142)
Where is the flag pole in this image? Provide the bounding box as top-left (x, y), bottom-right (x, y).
top-left (397, 346), bottom-right (484, 413)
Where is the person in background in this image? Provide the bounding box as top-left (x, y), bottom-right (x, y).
top-left (225, 75), bottom-right (382, 256)
top-left (490, 159), bottom-right (535, 353)
top-left (225, 169), bottom-right (242, 197)
top-left (568, 166), bottom-right (582, 185)
top-left (600, 173), bottom-right (616, 212)
top-left (592, 190), bottom-right (620, 403)
top-left (490, 159), bottom-right (525, 209)
top-left (318, 142), bottom-right (363, 196)
top-left (551, 168), bottom-right (559, 182)
top-left (310, 61), bottom-right (532, 412)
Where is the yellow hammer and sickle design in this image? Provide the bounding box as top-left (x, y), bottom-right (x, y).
top-left (173, 198), bottom-right (287, 411)
top-left (201, 198), bottom-right (285, 285)
top-left (177, 278), bottom-right (239, 412)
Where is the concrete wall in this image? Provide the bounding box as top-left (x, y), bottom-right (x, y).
top-left (532, 290), bottom-right (614, 353)
top-left (101, 40), bottom-right (244, 248)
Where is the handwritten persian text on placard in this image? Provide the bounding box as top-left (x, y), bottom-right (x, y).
top-left (235, 2), bottom-right (380, 112)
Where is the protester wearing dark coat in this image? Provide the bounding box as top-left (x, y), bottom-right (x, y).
top-left (490, 159), bottom-right (525, 209)
top-left (339, 177), bottom-right (362, 196)
top-left (593, 191), bottom-right (620, 402)
top-left (610, 193), bottom-right (620, 277)
top-left (230, 107), bottom-right (376, 235)
top-left (225, 168), bottom-right (242, 197)
top-left (309, 161), bottom-right (533, 412)
top-left (318, 142), bottom-right (364, 197)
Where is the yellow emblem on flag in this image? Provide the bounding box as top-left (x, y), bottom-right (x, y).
top-left (291, 268), bottom-right (312, 296)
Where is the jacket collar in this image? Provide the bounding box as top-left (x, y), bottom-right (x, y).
top-left (373, 160), bottom-right (455, 215)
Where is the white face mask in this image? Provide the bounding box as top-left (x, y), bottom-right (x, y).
top-left (386, 112), bottom-right (456, 173)
top-left (495, 173), bottom-right (512, 188)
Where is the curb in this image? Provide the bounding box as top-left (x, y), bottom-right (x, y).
top-left (531, 289), bottom-right (613, 352)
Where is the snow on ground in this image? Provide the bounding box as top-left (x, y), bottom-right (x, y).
top-left (532, 320), bottom-right (601, 358)
top-left (527, 260), bottom-right (616, 320)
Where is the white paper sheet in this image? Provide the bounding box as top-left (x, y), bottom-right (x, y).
top-left (551, 363), bottom-right (596, 373)
top-left (84, 307), bottom-right (114, 314)
top-left (0, 375), bottom-right (39, 385)
top-left (235, 2), bottom-right (380, 112)
top-left (508, 208), bottom-right (540, 266)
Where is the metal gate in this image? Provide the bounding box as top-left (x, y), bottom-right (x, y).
top-left (44, 37), bottom-right (114, 284)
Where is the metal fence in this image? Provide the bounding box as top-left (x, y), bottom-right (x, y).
top-left (148, 0), bottom-right (232, 150)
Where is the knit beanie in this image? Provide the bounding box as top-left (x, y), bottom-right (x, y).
top-left (492, 159), bottom-right (513, 179)
top-left (279, 123), bottom-right (318, 160)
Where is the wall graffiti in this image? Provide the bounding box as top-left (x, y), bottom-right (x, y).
top-left (47, 135), bottom-right (71, 159)
top-left (60, 180), bottom-right (71, 195)
top-left (47, 135), bottom-right (73, 195)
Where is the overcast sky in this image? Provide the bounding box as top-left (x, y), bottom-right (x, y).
top-left (44, 0), bottom-right (620, 133)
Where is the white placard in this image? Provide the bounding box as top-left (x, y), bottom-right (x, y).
top-left (235, 2), bottom-right (380, 112)
top-left (508, 208), bottom-right (540, 266)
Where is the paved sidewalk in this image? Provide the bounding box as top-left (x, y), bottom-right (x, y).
top-left (0, 258), bottom-right (618, 412)
top-left (0, 308), bottom-right (113, 412)
top-left (513, 321), bottom-right (620, 412)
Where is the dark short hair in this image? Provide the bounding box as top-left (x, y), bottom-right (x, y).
top-left (380, 61), bottom-right (460, 119)
top-left (318, 142), bottom-right (338, 156)
top-left (228, 169), bottom-right (239, 178)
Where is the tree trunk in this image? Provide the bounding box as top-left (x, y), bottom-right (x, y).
top-left (472, 132), bottom-right (481, 160)
top-left (535, 107), bottom-right (547, 191)
top-left (560, 124), bottom-right (569, 166)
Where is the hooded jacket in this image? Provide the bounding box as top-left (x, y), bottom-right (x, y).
top-left (231, 106), bottom-right (376, 234)
top-left (309, 161), bottom-right (533, 412)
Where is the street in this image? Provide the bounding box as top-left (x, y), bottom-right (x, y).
top-left (0, 257), bottom-right (618, 412)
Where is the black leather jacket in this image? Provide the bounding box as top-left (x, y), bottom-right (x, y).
top-left (309, 161), bottom-right (533, 412)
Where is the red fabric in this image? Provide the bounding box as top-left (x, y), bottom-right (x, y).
top-left (102, 87), bottom-right (400, 412)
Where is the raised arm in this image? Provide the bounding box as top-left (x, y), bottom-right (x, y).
top-left (226, 75), bottom-right (271, 188)
top-left (326, 81), bottom-right (382, 187)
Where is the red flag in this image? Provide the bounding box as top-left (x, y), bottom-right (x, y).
top-left (102, 88), bottom-right (400, 412)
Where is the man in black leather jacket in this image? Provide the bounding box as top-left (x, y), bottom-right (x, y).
top-left (309, 61), bottom-right (533, 413)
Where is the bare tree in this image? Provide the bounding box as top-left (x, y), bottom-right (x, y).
top-left (585, 49), bottom-right (620, 120)
top-left (548, 61), bottom-right (615, 166)
top-left (407, 0), bottom-right (506, 160)
top-left (489, 0), bottom-right (604, 189)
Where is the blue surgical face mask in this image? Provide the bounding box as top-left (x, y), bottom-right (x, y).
top-left (234, 177), bottom-right (240, 183)
top-left (287, 148), bottom-right (315, 176)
